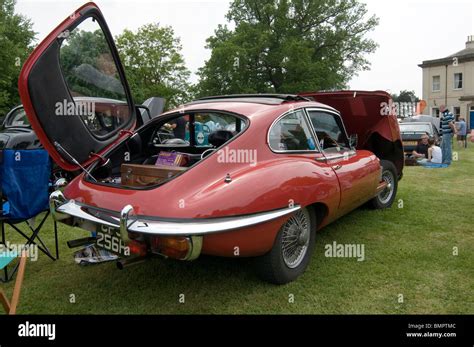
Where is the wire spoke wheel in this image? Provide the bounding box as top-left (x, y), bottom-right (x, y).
top-left (281, 209), bottom-right (311, 269)
top-left (378, 169), bottom-right (395, 205)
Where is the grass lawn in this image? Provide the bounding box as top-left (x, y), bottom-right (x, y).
top-left (2, 145), bottom-right (473, 314)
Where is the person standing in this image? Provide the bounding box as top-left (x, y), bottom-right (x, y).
top-left (439, 105), bottom-right (456, 165)
top-left (456, 117), bottom-right (467, 148)
top-left (167, 114), bottom-right (189, 140)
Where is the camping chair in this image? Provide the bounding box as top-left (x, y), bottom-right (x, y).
top-left (0, 149), bottom-right (58, 283)
top-left (0, 249), bottom-right (26, 314)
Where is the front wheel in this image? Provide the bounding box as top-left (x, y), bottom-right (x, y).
top-left (255, 207), bottom-right (316, 284)
top-left (370, 160), bottom-right (398, 209)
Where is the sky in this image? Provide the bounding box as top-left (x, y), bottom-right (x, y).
top-left (15, 0), bottom-right (474, 98)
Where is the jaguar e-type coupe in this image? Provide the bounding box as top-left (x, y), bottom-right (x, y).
top-left (18, 2), bottom-right (403, 284)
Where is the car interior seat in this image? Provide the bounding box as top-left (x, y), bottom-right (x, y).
top-left (208, 130), bottom-right (234, 148)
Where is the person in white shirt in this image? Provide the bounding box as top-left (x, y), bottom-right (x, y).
top-left (418, 138), bottom-right (442, 165)
top-left (427, 139), bottom-right (442, 164)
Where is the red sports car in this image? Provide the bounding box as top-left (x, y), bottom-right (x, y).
top-left (18, 2), bottom-right (403, 284)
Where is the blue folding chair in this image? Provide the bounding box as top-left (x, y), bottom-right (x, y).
top-left (0, 149), bottom-right (58, 282)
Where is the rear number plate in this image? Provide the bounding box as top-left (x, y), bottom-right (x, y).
top-left (96, 225), bottom-right (129, 256)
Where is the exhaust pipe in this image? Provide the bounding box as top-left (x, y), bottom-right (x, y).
top-left (67, 237), bottom-right (97, 249)
top-left (116, 256), bottom-right (147, 270)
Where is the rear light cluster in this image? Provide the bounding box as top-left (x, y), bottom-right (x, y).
top-left (150, 236), bottom-right (191, 260)
top-left (127, 240), bottom-right (147, 257)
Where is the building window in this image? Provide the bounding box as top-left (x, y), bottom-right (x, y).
top-left (454, 73), bottom-right (463, 89)
top-left (453, 107), bottom-right (461, 120)
top-left (432, 107), bottom-right (440, 117)
top-left (432, 76), bottom-right (440, 92)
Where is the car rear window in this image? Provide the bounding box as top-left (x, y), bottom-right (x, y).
top-left (399, 123), bottom-right (431, 133)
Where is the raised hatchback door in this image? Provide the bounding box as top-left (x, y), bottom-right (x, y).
top-left (18, 2), bottom-right (135, 171)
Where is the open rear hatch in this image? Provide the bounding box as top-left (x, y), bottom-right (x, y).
top-left (18, 2), bottom-right (136, 172)
top-left (299, 90), bottom-right (404, 177)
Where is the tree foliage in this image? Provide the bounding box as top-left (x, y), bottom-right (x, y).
top-left (115, 24), bottom-right (191, 108)
top-left (196, 0), bottom-right (379, 96)
top-left (391, 90), bottom-right (420, 103)
top-left (0, 0), bottom-right (35, 114)
top-left (59, 28), bottom-right (127, 100)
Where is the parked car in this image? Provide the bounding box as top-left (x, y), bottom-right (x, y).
top-left (399, 121), bottom-right (441, 155)
top-left (0, 97), bottom-right (162, 150)
top-left (18, 2), bottom-right (403, 284)
top-left (0, 105), bottom-right (42, 150)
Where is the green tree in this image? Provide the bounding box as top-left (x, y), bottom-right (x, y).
top-left (197, 0), bottom-right (379, 96)
top-left (391, 90), bottom-right (420, 103)
top-left (116, 24), bottom-right (191, 108)
top-left (0, 0), bottom-right (35, 114)
top-left (60, 27), bottom-right (127, 101)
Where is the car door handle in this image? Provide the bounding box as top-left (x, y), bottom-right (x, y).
top-left (332, 165), bottom-right (342, 170)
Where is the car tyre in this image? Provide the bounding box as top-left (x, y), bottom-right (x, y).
top-left (255, 207), bottom-right (316, 284)
top-left (370, 160), bottom-right (398, 209)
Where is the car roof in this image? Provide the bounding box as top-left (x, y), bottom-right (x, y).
top-left (165, 94), bottom-right (337, 119)
top-left (400, 122), bottom-right (432, 125)
top-left (188, 94), bottom-right (310, 105)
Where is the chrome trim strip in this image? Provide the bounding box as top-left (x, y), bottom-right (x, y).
top-left (305, 107), bottom-right (352, 150)
top-left (49, 190), bottom-right (68, 221)
top-left (50, 191), bottom-right (300, 236)
top-left (56, 200), bottom-right (119, 228)
top-left (315, 150), bottom-right (357, 162)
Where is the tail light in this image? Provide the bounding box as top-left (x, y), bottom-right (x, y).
top-left (127, 240), bottom-right (147, 257)
top-left (150, 236), bottom-right (191, 260)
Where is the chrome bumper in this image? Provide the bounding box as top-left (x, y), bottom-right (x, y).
top-left (49, 190), bottom-right (300, 242)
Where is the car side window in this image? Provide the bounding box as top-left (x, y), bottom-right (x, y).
top-left (269, 110), bottom-right (316, 151)
top-left (307, 110), bottom-right (349, 153)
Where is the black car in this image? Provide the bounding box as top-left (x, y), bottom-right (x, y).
top-left (0, 105), bottom-right (41, 150)
top-left (0, 97), bottom-right (165, 150)
top-left (399, 122), bottom-right (441, 155)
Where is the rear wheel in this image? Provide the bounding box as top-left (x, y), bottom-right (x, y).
top-left (255, 207), bottom-right (316, 284)
top-left (370, 160), bottom-right (398, 209)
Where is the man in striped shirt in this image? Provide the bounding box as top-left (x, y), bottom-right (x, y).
top-left (439, 105), bottom-right (457, 165)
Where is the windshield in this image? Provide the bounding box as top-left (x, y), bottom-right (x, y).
top-left (399, 123), bottom-right (431, 134)
top-left (5, 107), bottom-right (30, 128)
